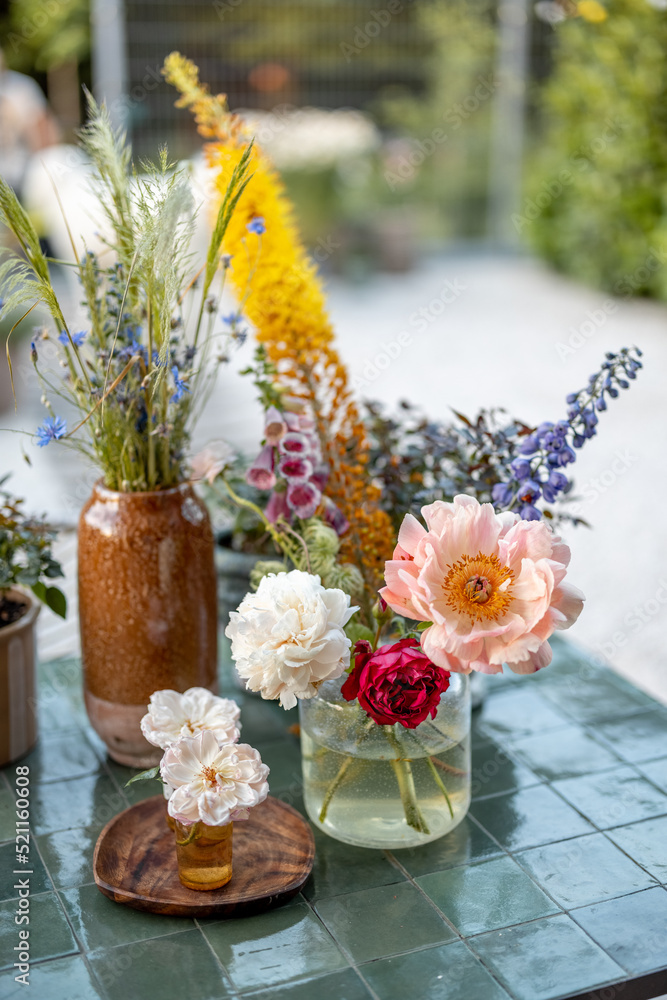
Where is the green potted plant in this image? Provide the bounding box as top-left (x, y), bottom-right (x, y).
top-left (0, 476), bottom-right (66, 765)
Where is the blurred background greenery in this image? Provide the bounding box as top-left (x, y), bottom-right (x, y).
top-left (1, 0), bottom-right (667, 291)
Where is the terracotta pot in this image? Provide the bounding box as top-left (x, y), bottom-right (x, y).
top-left (0, 589), bottom-right (40, 767)
top-left (78, 482), bottom-right (218, 767)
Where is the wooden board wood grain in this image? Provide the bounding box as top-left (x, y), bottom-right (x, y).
top-left (93, 795), bottom-right (315, 917)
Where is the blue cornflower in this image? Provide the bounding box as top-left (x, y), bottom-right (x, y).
top-left (171, 366), bottom-right (189, 403)
top-left (35, 415), bottom-right (67, 447)
top-left (58, 330), bottom-right (86, 347)
top-left (222, 311), bottom-right (243, 326)
top-left (246, 216), bottom-right (266, 235)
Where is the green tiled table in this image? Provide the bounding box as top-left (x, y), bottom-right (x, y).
top-left (2, 636), bottom-right (667, 1000)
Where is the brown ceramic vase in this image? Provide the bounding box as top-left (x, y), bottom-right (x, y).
top-left (78, 482), bottom-right (218, 767)
top-left (0, 589), bottom-right (40, 767)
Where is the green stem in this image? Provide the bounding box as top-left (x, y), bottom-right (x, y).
top-left (318, 718), bottom-right (375, 824)
top-left (174, 820), bottom-right (200, 846)
top-left (410, 730), bottom-right (456, 819)
top-left (146, 302), bottom-right (156, 489)
top-left (318, 755), bottom-right (355, 824)
top-left (425, 756), bottom-right (454, 819)
top-left (217, 478), bottom-right (302, 565)
top-left (389, 758), bottom-right (430, 834)
top-left (384, 727), bottom-right (430, 835)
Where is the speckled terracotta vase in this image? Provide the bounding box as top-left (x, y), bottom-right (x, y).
top-left (78, 482), bottom-right (218, 767)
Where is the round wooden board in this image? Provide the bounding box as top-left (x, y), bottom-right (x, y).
top-left (93, 795), bottom-right (315, 918)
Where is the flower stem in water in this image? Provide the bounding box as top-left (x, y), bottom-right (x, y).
top-left (384, 726), bottom-right (430, 835)
top-left (410, 731), bottom-right (455, 819)
top-left (318, 717), bottom-right (376, 824)
top-left (175, 821), bottom-right (201, 846)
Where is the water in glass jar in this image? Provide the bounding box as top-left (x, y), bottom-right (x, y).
top-left (301, 718), bottom-right (470, 849)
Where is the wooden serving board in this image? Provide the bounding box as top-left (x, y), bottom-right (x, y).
top-left (93, 795), bottom-right (315, 918)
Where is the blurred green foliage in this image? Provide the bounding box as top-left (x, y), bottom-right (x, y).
top-left (2, 0), bottom-right (89, 74)
top-left (378, 0), bottom-right (496, 240)
top-left (524, 0), bottom-right (667, 298)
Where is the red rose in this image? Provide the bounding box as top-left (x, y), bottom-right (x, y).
top-left (341, 637), bottom-right (450, 729)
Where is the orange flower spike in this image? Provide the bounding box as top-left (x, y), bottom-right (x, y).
top-left (164, 54), bottom-right (393, 597)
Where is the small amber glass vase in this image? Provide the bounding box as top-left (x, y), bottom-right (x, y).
top-left (174, 819), bottom-right (233, 891)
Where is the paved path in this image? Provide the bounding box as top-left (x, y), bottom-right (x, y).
top-left (4, 252), bottom-right (666, 702)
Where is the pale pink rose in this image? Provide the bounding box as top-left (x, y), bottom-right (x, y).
top-left (380, 495), bottom-right (585, 676)
top-left (189, 442), bottom-right (234, 484)
top-left (162, 730), bottom-right (269, 826)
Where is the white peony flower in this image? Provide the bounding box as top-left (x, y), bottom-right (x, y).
top-left (141, 687), bottom-right (241, 750)
top-left (162, 730), bottom-right (269, 826)
top-left (225, 569), bottom-right (358, 709)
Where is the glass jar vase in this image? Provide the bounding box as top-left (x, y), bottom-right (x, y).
top-left (300, 672), bottom-right (470, 849)
top-left (173, 820), bottom-right (233, 890)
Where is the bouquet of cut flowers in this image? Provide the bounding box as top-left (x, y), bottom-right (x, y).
top-left (0, 93), bottom-right (252, 492)
top-left (129, 686), bottom-right (269, 889)
top-left (164, 55), bottom-right (644, 842)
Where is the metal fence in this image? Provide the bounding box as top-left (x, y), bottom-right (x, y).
top-left (126, 0), bottom-right (431, 157)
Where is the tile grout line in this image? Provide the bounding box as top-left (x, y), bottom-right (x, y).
top-left (466, 792), bottom-right (667, 975)
top-left (298, 891), bottom-right (383, 1000)
top-left (384, 848), bottom-right (518, 999)
top-left (192, 918), bottom-right (241, 999)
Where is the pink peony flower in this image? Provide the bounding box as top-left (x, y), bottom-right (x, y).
top-left (380, 495), bottom-right (585, 675)
top-left (286, 480), bottom-right (321, 519)
top-left (279, 455), bottom-right (314, 483)
top-left (246, 444), bottom-right (276, 491)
